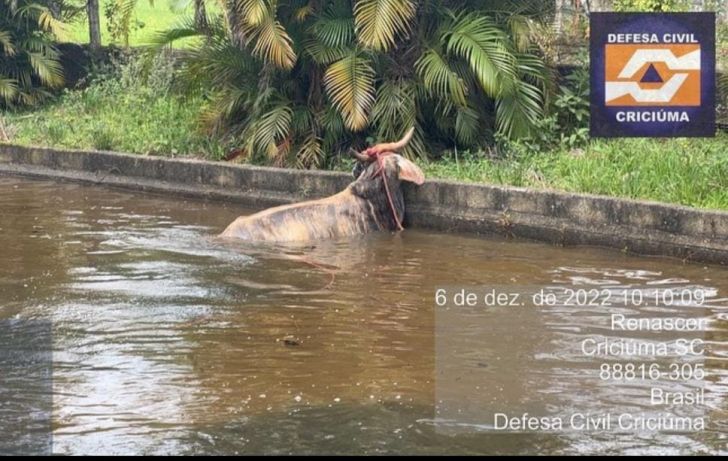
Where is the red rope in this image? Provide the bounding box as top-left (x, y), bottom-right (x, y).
top-left (294, 256), bottom-right (336, 291)
top-left (365, 150), bottom-right (404, 231)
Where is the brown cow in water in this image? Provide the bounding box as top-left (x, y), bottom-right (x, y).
top-left (219, 128), bottom-right (424, 242)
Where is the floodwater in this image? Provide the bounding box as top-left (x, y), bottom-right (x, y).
top-left (1, 176), bottom-right (727, 455)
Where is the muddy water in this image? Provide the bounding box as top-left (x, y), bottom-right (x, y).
top-left (1, 176), bottom-right (727, 455)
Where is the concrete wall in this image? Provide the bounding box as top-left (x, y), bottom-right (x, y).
top-left (0, 143), bottom-right (727, 266)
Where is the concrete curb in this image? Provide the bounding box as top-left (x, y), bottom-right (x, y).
top-left (1, 143), bottom-right (726, 266)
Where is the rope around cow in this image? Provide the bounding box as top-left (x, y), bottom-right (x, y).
top-left (363, 149), bottom-right (404, 231)
top-left (351, 127), bottom-right (416, 232)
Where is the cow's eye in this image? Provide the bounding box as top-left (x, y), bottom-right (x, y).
top-left (352, 162), bottom-right (365, 179)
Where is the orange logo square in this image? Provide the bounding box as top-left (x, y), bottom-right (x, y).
top-left (605, 44), bottom-right (701, 106)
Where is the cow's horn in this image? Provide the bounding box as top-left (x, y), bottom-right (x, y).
top-left (370, 127), bottom-right (415, 154)
top-left (349, 147), bottom-right (371, 163)
top-left (390, 127), bottom-right (415, 152)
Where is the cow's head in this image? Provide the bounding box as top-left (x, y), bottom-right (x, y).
top-left (347, 129), bottom-right (425, 230)
top-left (349, 128), bottom-right (425, 187)
top-left (351, 153), bottom-right (425, 186)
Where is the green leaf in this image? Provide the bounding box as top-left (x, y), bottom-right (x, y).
top-left (496, 78), bottom-right (543, 139)
top-left (0, 30), bottom-right (17, 56)
top-left (354, 0), bottom-right (416, 51)
top-left (238, 0), bottom-right (269, 27)
top-left (0, 77), bottom-right (19, 101)
top-left (415, 48), bottom-right (467, 107)
top-left (249, 11), bottom-right (297, 69)
top-left (455, 105), bottom-right (480, 145)
top-left (311, 16), bottom-right (355, 48)
top-left (445, 12), bottom-right (517, 98)
top-left (324, 51), bottom-right (376, 131)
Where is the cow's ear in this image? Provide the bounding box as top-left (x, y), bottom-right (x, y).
top-left (395, 156), bottom-right (425, 185)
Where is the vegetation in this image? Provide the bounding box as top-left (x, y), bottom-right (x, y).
top-left (149, 1), bottom-right (554, 167)
top-left (3, 53), bottom-right (227, 157)
top-left (0, 0), bottom-right (66, 106)
top-left (613, 0), bottom-right (690, 12)
top-left (62, 0), bottom-right (218, 46)
top-left (421, 135), bottom-right (728, 210)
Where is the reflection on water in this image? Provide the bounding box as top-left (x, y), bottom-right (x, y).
top-left (0, 176), bottom-right (727, 455)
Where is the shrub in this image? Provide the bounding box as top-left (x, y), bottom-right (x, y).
top-left (613, 0), bottom-right (690, 12)
top-left (0, 0), bottom-right (65, 106)
top-left (151, 1), bottom-right (556, 167)
top-left (5, 52), bottom-right (227, 158)
top-left (495, 52), bottom-right (590, 156)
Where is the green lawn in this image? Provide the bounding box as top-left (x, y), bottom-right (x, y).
top-left (61, 0), bottom-right (219, 46)
top-left (420, 136), bottom-right (728, 211)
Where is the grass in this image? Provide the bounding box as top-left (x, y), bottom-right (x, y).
top-left (61, 0), bottom-right (219, 47)
top-left (420, 136), bottom-right (728, 210)
top-left (3, 54), bottom-right (227, 159)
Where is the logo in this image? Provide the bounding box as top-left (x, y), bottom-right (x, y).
top-left (590, 13), bottom-right (715, 138)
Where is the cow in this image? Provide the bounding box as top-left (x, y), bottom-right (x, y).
top-left (218, 128), bottom-right (424, 242)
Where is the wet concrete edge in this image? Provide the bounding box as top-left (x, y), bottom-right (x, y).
top-left (0, 143), bottom-right (726, 266)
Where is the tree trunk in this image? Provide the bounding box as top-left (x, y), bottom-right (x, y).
top-left (555, 0), bottom-right (566, 36)
top-left (87, 0), bottom-right (102, 56)
top-left (226, 0), bottom-right (243, 48)
top-left (49, 1), bottom-right (62, 19)
top-left (573, 0), bottom-right (581, 36)
top-left (194, 0), bottom-right (208, 32)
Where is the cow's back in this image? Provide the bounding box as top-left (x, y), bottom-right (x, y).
top-left (218, 190), bottom-right (380, 242)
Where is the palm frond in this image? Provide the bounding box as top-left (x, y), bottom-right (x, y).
top-left (0, 0), bottom-right (65, 106)
top-left (26, 52), bottom-right (63, 87)
top-left (444, 11), bottom-right (517, 98)
top-left (23, 37), bottom-right (64, 88)
top-left (311, 16), bottom-right (355, 48)
top-left (415, 47), bottom-right (467, 107)
top-left (354, 0), bottom-right (416, 51)
top-left (0, 30), bottom-right (16, 56)
top-left (237, 0), bottom-right (269, 27)
top-left (149, 20), bottom-right (203, 48)
top-left (293, 3), bottom-right (314, 23)
top-left (0, 77), bottom-right (19, 102)
top-left (255, 103), bottom-right (293, 159)
top-left (371, 80), bottom-right (415, 135)
top-left (204, 86), bottom-right (252, 129)
top-left (454, 104), bottom-right (480, 145)
top-left (303, 38), bottom-right (350, 65)
top-left (318, 105), bottom-right (346, 139)
top-left (495, 78), bottom-right (542, 139)
top-left (297, 132), bottom-right (324, 168)
top-left (146, 0), bottom-right (555, 164)
top-left (324, 51), bottom-right (376, 132)
top-left (248, 11), bottom-right (297, 69)
top-left (114, 0), bottom-right (140, 46)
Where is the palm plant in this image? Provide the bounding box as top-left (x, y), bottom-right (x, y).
top-left (0, 0), bottom-right (65, 106)
top-left (154, 0), bottom-right (554, 167)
